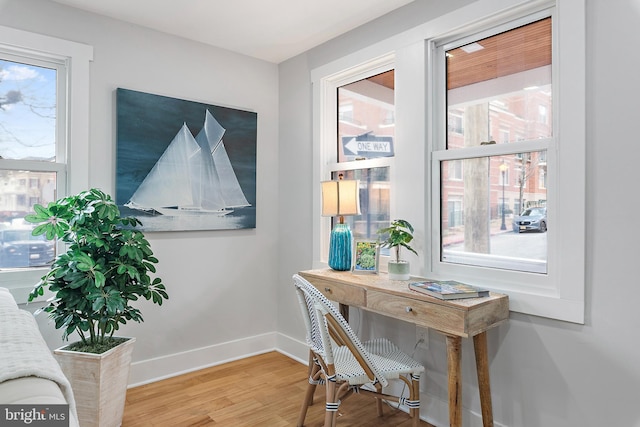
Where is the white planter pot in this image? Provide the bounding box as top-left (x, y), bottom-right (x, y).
top-left (54, 337), bottom-right (135, 427)
top-left (388, 260), bottom-right (410, 280)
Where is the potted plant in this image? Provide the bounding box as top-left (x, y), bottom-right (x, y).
top-left (26, 188), bottom-right (168, 427)
top-left (377, 219), bottom-right (417, 280)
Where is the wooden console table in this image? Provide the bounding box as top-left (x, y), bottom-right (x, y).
top-left (299, 269), bottom-right (509, 427)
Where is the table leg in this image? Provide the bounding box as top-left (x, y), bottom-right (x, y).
top-left (473, 332), bottom-right (494, 427)
top-left (445, 335), bottom-right (462, 427)
top-left (339, 303), bottom-right (349, 322)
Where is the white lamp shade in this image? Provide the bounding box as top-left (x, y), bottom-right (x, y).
top-left (321, 179), bottom-right (361, 217)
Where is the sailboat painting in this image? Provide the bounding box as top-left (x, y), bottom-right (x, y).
top-left (116, 88), bottom-right (256, 231)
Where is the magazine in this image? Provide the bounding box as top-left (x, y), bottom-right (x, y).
top-left (408, 280), bottom-right (489, 300)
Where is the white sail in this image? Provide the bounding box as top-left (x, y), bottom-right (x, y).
top-left (126, 124), bottom-right (200, 211)
top-left (196, 111), bottom-right (251, 209)
top-left (125, 110), bottom-right (250, 215)
top-left (196, 109), bottom-right (225, 152)
top-left (213, 142), bottom-right (250, 208)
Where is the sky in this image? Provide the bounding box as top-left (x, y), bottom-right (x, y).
top-left (0, 59), bottom-right (57, 160)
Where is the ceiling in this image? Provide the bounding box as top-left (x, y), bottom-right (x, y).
top-left (49, 0), bottom-right (415, 64)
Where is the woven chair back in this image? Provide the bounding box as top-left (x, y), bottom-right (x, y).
top-left (292, 274), bottom-right (388, 387)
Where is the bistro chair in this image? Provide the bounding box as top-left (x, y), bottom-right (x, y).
top-left (292, 274), bottom-right (424, 427)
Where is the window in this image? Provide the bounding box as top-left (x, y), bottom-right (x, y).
top-left (538, 169), bottom-right (546, 189)
top-left (431, 2), bottom-right (585, 323)
top-left (312, 0), bottom-right (585, 323)
top-left (448, 160), bottom-right (463, 181)
top-left (336, 70), bottom-right (394, 244)
top-left (0, 25), bottom-right (92, 302)
top-left (0, 56), bottom-right (64, 268)
top-left (448, 111), bottom-right (463, 134)
top-left (312, 54), bottom-right (395, 268)
top-left (437, 17), bottom-right (552, 274)
top-left (500, 129), bottom-right (510, 144)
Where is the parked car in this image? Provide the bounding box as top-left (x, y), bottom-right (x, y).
top-left (0, 228), bottom-right (55, 268)
top-left (512, 207), bottom-right (547, 233)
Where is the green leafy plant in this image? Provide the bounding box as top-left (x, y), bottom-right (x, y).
top-left (26, 188), bottom-right (168, 352)
top-left (377, 219), bottom-right (417, 263)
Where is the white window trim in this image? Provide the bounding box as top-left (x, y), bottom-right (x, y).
top-left (0, 26), bottom-right (93, 303)
top-left (428, 0), bottom-right (585, 323)
top-left (311, 0), bottom-right (584, 323)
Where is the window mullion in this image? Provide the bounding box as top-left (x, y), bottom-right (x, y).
top-left (0, 159), bottom-right (66, 172)
top-left (432, 139), bottom-right (552, 162)
top-left (328, 157), bottom-right (392, 173)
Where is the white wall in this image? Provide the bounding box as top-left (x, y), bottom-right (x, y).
top-left (278, 0), bottom-right (640, 426)
top-left (0, 0), bottom-right (281, 385)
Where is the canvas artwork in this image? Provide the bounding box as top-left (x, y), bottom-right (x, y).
top-left (116, 88), bottom-right (257, 231)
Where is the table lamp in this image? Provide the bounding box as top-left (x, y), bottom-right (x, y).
top-left (321, 175), bottom-right (361, 271)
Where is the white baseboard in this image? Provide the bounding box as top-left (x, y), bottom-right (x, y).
top-left (128, 331), bottom-right (279, 387)
top-left (275, 331), bottom-right (309, 364)
top-left (128, 332), bottom-right (506, 427)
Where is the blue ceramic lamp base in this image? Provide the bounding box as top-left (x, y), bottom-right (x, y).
top-left (328, 223), bottom-right (352, 271)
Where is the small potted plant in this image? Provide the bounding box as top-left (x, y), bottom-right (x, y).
top-left (377, 219), bottom-right (417, 280)
top-left (26, 188), bottom-right (168, 427)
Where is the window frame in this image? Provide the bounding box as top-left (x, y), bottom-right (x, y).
top-left (428, 1), bottom-right (585, 323)
top-left (434, 13), bottom-right (553, 277)
top-left (0, 25), bottom-right (93, 303)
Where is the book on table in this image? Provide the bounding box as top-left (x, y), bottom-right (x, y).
top-left (408, 280), bottom-right (489, 300)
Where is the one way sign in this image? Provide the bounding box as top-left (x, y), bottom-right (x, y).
top-left (342, 134), bottom-right (394, 159)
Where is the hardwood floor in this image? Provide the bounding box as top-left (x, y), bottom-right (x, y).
top-left (123, 351), bottom-right (433, 426)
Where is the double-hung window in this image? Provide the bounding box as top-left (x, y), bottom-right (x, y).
top-left (313, 54), bottom-right (395, 268)
top-left (0, 26), bottom-right (92, 302)
top-left (0, 53), bottom-right (66, 270)
top-left (430, 2), bottom-right (585, 323)
top-left (436, 16), bottom-right (552, 274)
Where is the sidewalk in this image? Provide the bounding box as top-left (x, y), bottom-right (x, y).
top-left (442, 219), bottom-right (512, 247)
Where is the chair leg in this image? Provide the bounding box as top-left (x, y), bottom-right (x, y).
top-left (375, 384), bottom-right (384, 417)
top-left (324, 379), bottom-right (338, 427)
top-left (297, 351), bottom-right (321, 427)
top-left (307, 352), bottom-right (321, 407)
